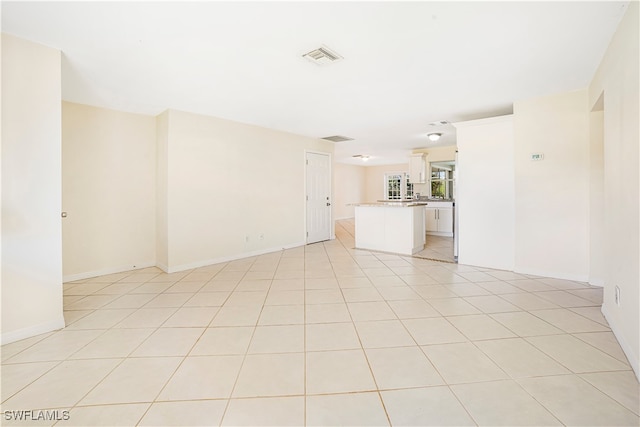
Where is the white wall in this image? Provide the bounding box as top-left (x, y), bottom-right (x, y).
top-left (162, 109), bottom-right (334, 271)
top-left (1, 34), bottom-right (64, 344)
top-left (513, 90), bottom-right (590, 281)
top-left (455, 116), bottom-right (515, 271)
top-left (334, 163), bottom-right (366, 219)
top-left (589, 1), bottom-right (639, 379)
top-left (61, 102), bottom-right (157, 281)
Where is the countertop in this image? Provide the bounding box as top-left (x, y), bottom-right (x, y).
top-left (354, 201), bottom-right (429, 207)
top-left (353, 199), bottom-right (454, 208)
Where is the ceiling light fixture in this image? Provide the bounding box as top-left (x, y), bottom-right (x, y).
top-left (427, 133), bottom-right (442, 142)
top-left (352, 155), bottom-right (370, 161)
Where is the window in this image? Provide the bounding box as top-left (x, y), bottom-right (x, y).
top-left (384, 172), bottom-right (413, 200)
top-left (430, 161), bottom-right (455, 199)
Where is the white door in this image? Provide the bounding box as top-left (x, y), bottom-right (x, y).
top-left (306, 152), bottom-right (332, 244)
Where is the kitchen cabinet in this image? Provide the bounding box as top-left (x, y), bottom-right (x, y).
top-left (425, 202), bottom-right (453, 237)
top-left (355, 204), bottom-right (425, 255)
top-left (409, 153), bottom-right (426, 184)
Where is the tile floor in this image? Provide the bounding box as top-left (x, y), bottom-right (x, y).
top-left (415, 235), bottom-right (455, 263)
top-left (1, 220), bottom-right (638, 426)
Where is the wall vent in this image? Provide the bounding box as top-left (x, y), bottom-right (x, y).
top-left (429, 120), bottom-right (450, 126)
top-left (322, 135), bottom-right (353, 142)
top-left (303, 46), bottom-right (343, 65)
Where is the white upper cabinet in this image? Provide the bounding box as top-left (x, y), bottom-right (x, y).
top-left (409, 153), bottom-right (426, 184)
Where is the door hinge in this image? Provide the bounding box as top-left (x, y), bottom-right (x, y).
top-left (306, 232), bottom-right (309, 237)
top-left (306, 195), bottom-right (309, 201)
top-left (306, 159), bottom-right (309, 165)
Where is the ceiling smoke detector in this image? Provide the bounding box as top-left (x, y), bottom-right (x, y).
top-left (322, 135), bottom-right (353, 142)
top-left (303, 45), bottom-right (343, 65)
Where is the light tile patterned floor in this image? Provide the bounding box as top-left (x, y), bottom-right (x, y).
top-left (415, 234), bottom-right (455, 263)
top-left (1, 220), bottom-right (639, 426)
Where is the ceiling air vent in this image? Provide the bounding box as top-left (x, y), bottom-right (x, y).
top-left (429, 120), bottom-right (450, 126)
top-left (303, 46), bottom-right (343, 65)
top-left (322, 135), bottom-right (353, 142)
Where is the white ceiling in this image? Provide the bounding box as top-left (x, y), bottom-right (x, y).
top-left (2, 1), bottom-right (629, 165)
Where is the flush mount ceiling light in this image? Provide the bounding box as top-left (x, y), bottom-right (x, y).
top-left (303, 45), bottom-right (343, 65)
top-left (352, 155), bottom-right (370, 162)
top-left (427, 133), bottom-right (442, 142)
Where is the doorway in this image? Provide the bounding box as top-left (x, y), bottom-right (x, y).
top-left (305, 151), bottom-right (332, 244)
top-left (414, 156), bottom-right (457, 263)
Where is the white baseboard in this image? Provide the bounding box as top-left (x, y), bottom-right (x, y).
top-left (513, 266), bottom-right (589, 283)
top-left (156, 262), bottom-right (169, 273)
top-left (164, 241), bottom-right (307, 273)
top-left (426, 231), bottom-right (454, 237)
top-left (601, 304), bottom-right (639, 381)
top-left (63, 261), bottom-right (156, 282)
top-left (1, 317), bottom-right (66, 346)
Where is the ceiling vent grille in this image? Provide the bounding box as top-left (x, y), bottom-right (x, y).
top-left (429, 120), bottom-right (450, 126)
top-left (322, 135), bottom-right (353, 142)
top-left (303, 46), bottom-right (343, 65)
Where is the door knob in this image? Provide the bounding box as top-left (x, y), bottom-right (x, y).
top-left (326, 203), bottom-right (331, 206)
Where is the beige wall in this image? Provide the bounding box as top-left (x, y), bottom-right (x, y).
top-left (1, 35), bottom-right (64, 344)
top-left (364, 163), bottom-right (408, 202)
top-left (589, 1), bottom-right (639, 379)
top-left (513, 90), bottom-right (590, 281)
top-left (62, 102), bottom-right (157, 280)
top-left (162, 109), bottom-right (334, 271)
top-left (61, 103), bottom-right (336, 276)
top-left (156, 111), bottom-right (169, 270)
top-left (589, 108), bottom-right (605, 285)
top-left (455, 116), bottom-right (515, 271)
top-left (334, 163), bottom-right (366, 219)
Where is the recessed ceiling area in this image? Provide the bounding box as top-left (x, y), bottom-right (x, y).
top-left (1, 1), bottom-right (629, 165)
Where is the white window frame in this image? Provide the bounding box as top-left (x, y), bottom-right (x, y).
top-left (429, 168), bottom-right (454, 199)
top-left (384, 172), bottom-right (413, 200)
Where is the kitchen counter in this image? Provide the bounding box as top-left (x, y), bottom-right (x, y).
top-left (354, 204), bottom-right (425, 255)
top-left (355, 201), bottom-right (429, 207)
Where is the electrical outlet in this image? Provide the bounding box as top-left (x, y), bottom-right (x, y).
top-left (615, 286), bottom-right (621, 306)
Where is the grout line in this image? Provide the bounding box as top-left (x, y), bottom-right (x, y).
top-left (5, 220), bottom-right (635, 426)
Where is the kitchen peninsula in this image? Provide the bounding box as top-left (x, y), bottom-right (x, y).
top-left (354, 201), bottom-right (427, 255)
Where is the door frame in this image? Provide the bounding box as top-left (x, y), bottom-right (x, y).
top-left (304, 150), bottom-right (334, 244)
